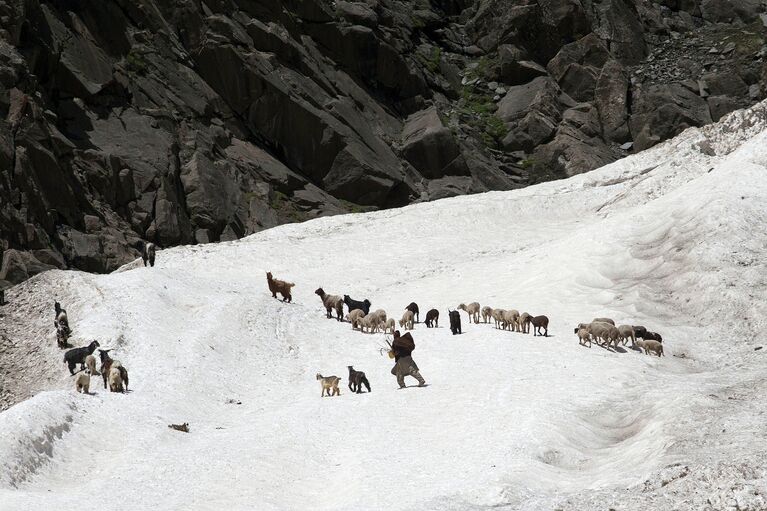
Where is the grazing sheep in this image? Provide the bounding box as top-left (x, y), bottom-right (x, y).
top-left (501, 309), bottom-right (520, 332)
top-left (75, 370), bottom-right (91, 394)
top-left (85, 355), bottom-right (100, 376)
top-left (316, 373), bottom-right (341, 397)
top-left (347, 366), bottom-right (371, 394)
top-left (344, 295), bottom-right (371, 315)
top-left (617, 325), bottom-right (636, 347)
top-left (424, 309), bottom-right (439, 328)
top-left (518, 312), bottom-right (532, 334)
top-left (367, 309), bottom-right (387, 326)
top-left (142, 242), bottom-right (156, 267)
top-left (108, 367), bottom-right (124, 393)
top-left (577, 328), bottom-right (592, 347)
top-left (315, 288), bottom-right (343, 321)
top-left (448, 309), bottom-right (462, 335)
top-left (481, 306), bottom-right (492, 324)
top-left (383, 318), bottom-right (396, 334)
top-left (64, 341), bottom-right (101, 375)
top-left (405, 302), bottom-right (420, 323)
top-left (348, 309), bottom-right (366, 330)
top-left (593, 317), bottom-right (615, 326)
top-left (531, 315), bottom-right (549, 337)
top-left (98, 349), bottom-right (129, 391)
top-left (458, 302), bottom-right (481, 323)
top-left (580, 321), bottom-right (620, 348)
top-left (358, 314), bottom-right (382, 333)
top-left (266, 272), bottom-right (294, 302)
top-left (399, 310), bottom-right (415, 331)
top-left (491, 309), bottom-right (505, 329)
top-left (636, 338), bottom-right (664, 357)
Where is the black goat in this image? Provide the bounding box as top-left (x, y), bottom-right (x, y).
top-left (424, 309), bottom-right (439, 328)
top-left (64, 341), bottom-right (100, 375)
top-left (406, 302), bottom-right (420, 323)
top-left (343, 295), bottom-right (371, 315)
top-left (347, 366), bottom-right (371, 394)
top-left (142, 242), bottom-right (156, 267)
top-left (644, 331), bottom-right (663, 343)
top-left (449, 310), bottom-right (461, 335)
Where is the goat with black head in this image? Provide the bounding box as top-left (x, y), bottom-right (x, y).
top-left (64, 341), bottom-right (100, 375)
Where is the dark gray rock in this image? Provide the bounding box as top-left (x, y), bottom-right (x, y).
top-left (707, 95), bottom-right (742, 121)
top-left (629, 83), bottom-right (713, 151)
top-left (336, 2), bottom-right (378, 27)
top-left (0, 249), bottom-right (57, 284)
top-left (699, 0), bottom-right (762, 22)
top-left (533, 124), bottom-right (617, 177)
top-left (547, 33), bottom-right (610, 102)
top-left (594, 59), bottom-right (630, 142)
top-left (400, 107), bottom-right (468, 179)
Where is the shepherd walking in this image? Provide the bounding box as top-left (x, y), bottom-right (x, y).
top-left (390, 330), bottom-right (426, 389)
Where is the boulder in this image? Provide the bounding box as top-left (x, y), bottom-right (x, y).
top-left (533, 125), bottom-right (617, 178)
top-left (589, 0), bottom-right (647, 65)
top-left (400, 107), bottom-right (468, 179)
top-left (497, 77), bottom-right (563, 122)
top-left (707, 95), bottom-right (742, 122)
top-left (335, 2), bottom-right (378, 27)
top-left (700, 0), bottom-right (762, 22)
top-left (594, 59), bottom-right (630, 142)
top-left (36, 4), bottom-right (115, 97)
top-left (702, 72), bottom-right (748, 98)
top-left (629, 83), bottom-right (713, 151)
top-left (55, 228), bottom-right (107, 273)
top-left (547, 33), bottom-right (610, 102)
top-left (0, 249), bottom-right (57, 284)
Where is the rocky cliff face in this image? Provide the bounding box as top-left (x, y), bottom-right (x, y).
top-left (1, 0), bottom-right (765, 286)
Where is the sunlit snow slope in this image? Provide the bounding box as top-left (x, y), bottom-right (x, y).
top-left (1, 103), bottom-right (767, 510)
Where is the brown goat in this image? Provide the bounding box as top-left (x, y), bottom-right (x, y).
top-left (266, 272), bottom-right (294, 302)
top-left (531, 315), bottom-right (549, 337)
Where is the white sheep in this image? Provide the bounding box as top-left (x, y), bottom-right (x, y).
top-left (501, 309), bottom-right (520, 331)
top-left (481, 306), bottom-right (492, 323)
top-left (348, 309), bottom-right (366, 330)
top-left (383, 318), bottom-right (396, 334)
top-left (357, 314), bottom-right (378, 333)
top-left (85, 354), bottom-right (100, 375)
top-left (367, 309), bottom-right (387, 330)
top-left (617, 325), bottom-right (636, 347)
top-left (518, 312), bottom-right (532, 334)
top-left (399, 310), bottom-right (415, 330)
top-left (576, 328), bottom-right (592, 347)
top-left (584, 321), bottom-right (621, 348)
top-left (108, 367), bottom-right (124, 393)
top-left (636, 338), bottom-right (664, 357)
top-left (75, 370), bottom-right (91, 394)
top-left (593, 317), bottom-right (615, 326)
top-left (491, 308), bottom-right (506, 329)
top-left (458, 302), bottom-right (480, 323)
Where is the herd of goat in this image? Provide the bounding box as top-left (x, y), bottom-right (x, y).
top-left (264, 271), bottom-right (666, 396)
top-left (49, 258), bottom-right (665, 397)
